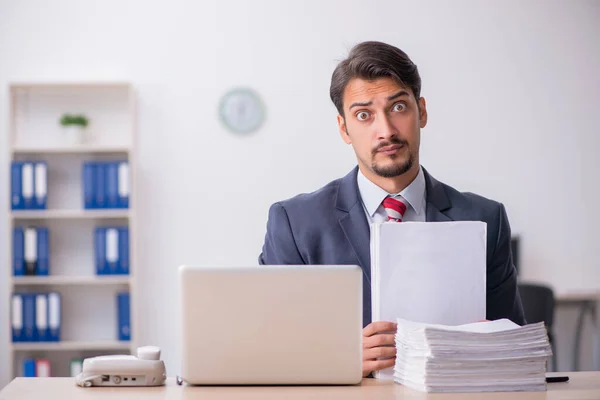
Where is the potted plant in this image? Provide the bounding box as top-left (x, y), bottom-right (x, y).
top-left (60, 113), bottom-right (89, 144)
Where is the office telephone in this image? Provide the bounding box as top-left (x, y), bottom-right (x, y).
top-left (75, 346), bottom-right (166, 387)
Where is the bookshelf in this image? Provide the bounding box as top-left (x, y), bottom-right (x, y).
top-left (5, 82), bottom-right (137, 379)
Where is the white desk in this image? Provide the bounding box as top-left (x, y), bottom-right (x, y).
top-left (0, 373), bottom-right (598, 400)
top-left (555, 290), bottom-right (600, 371)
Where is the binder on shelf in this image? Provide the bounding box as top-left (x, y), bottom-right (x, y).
top-left (23, 359), bottom-right (36, 377)
top-left (36, 359), bottom-right (51, 377)
top-left (37, 227), bottom-right (50, 276)
top-left (106, 162), bottom-right (119, 208)
top-left (13, 227), bottom-right (25, 276)
top-left (11, 161), bottom-right (23, 210)
top-left (23, 294), bottom-right (37, 342)
top-left (95, 162), bottom-right (107, 208)
top-left (22, 162), bottom-right (35, 209)
top-left (11, 294), bottom-right (23, 342)
top-left (36, 294), bottom-right (49, 342)
top-left (83, 161), bottom-right (96, 209)
top-left (24, 227), bottom-right (38, 276)
top-left (117, 292), bottom-right (131, 341)
top-left (117, 161), bottom-right (130, 209)
top-left (48, 292), bottom-right (61, 342)
top-left (118, 227), bottom-right (129, 275)
top-left (83, 160), bottom-right (131, 209)
top-left (34, 162), bottom-right (47, 210)
top-left (95, 227), bottom-right (107, 275)
top-left (106, 228), bottom-right (119, 274)
top-left (70, 359), bottom-right (83, 377)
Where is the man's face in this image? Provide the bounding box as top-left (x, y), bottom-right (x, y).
top-left (337, 77), bottom-right (427, 178)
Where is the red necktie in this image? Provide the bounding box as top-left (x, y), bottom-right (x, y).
top-left (382, 196), bottom-right (407, 222)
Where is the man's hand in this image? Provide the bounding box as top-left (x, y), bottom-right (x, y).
top-left (362, 321), bottom-right (397, 378)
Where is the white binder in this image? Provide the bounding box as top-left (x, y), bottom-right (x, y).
top-left (34, 162), bottom-right (47, 205)
top-left (36, 294), bottom-right (48, 341)
top-left (21, 162), bottom-right (34, 206)
top-left (11, 294), bottom-right (23, 341)
top-left (24, 227), bottom-right (38, 274)
top-left (106, 228), bottom-right (119, 273)
top-left (48, 292), bottom-right (61, 341)
top-left (370, 221), bottom-right (487, 379)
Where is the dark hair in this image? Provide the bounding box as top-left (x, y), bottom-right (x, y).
top-left (330, 41), bottom-right (421, 116)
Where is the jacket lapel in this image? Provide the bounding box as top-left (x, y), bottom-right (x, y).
top-left (423, 168), bottom-right (453, 222)
top-left (336, 167), bottom-right (371, 285)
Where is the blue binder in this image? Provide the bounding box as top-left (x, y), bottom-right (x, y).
top-left (106, 162), bottom-right (119, 208)
top-left (117, 292), bottom-right (130, 341)
top-left (117, 162), bottom-right (129, 209)
top-left (34, 162), bottom-right (48, 210)
top-left (13, 227), bottom-right (25, 276)
top-left (37, 227), bottom-right (49, 276)
top-left (83, 162), bottom-right (96, 209)
top-left (48, 292), bottom-right (61, 342)
top-left (21, 162), bottom-right (35, 210)
top-left (35, 294), bottom-right (49, 342)
top-left (95, 227), bottom-right (106, 275)
top-left (11, 161), bottom-right (23, 210)
top-left (24, 227), bottom-right (38, 276)
top-left (118, 227), bottom-right (129, 275)
top-left (23, 359), bottom-right (36, 377)
top-left (23, 294), bottom-right (36, 342)
top-left (105, 227), bottom-right (119, 274)
top-left (95, 162), bottom-right (107, 208)
top-left (11, 294), bottom-right (24, 342)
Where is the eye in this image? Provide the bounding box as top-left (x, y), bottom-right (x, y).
top-left (356, 111), bottom-right (370, 121)
top-left (392, 103), bottom-right (407, 112)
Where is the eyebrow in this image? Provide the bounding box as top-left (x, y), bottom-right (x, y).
top-left (348, 90), bottom-right (410, 110)
top-left (387, 90), bottom-right (410, 101)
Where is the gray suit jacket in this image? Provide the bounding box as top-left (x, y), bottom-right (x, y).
top-left (259, 166), bottom-right (526, 327)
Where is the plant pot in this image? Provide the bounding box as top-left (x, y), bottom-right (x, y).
top-left (63, 125), bottom-right (86, 145)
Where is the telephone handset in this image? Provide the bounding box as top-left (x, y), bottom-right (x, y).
top-left (75, 346), bottom-right (167, 387)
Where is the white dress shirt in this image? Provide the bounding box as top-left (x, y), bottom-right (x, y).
top-left (357, 166), bottom-right (427, 225)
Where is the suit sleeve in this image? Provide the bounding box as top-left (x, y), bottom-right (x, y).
top-left (486, 203), bottom-right (527, 325)
top-left (258, 202), bottom-right (306, 265)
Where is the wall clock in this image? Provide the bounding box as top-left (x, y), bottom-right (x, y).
top-left (219, 88), bottom-right (265, 134)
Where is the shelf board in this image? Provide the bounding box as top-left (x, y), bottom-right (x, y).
top-left (10, 82), bottom-right (132, 90)
top-left (11, 145), bottom-right (131, 155)
top-left (11, 209), bottom-right (131, 220)
top-left (11, 340), bottom-right (132, 352)
top-left (12, 275), bottom-right (131, 286)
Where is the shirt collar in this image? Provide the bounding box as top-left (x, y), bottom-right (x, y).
top-left (357, 166), bottom-right (426, 218)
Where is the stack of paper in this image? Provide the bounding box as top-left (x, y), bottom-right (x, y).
top-left (394, 318), bottom-right (553, 393)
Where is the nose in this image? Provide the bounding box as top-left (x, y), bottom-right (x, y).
top-left (375, 114), bottom-right (397, 140)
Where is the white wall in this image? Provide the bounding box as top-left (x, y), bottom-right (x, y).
top-left (1, 0), bottom-right (599, 386)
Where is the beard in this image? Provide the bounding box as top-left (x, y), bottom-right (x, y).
top-left (371, 138), bottom-right (414, 178)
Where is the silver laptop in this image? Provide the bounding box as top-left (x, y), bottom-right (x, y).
top-left (179, 264), bottom-right (363, 385)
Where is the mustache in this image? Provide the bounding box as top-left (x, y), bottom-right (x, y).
top-left (373, 138), bottom-right (408, 154)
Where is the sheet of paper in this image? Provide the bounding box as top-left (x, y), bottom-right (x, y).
top-left (397, 318), bottom-right (521, 334)
top-left (371, 221), bottom-right (487, 379)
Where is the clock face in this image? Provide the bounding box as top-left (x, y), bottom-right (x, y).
top-left (219, 88), bottom-right (265, 134)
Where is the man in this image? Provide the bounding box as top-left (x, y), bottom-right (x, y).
top-left (259, 41), bottom-right (525, 378)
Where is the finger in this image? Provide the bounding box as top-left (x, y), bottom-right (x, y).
top-left (363, 333), bottom-right (396, 349)
top-left (363, 358), bottom-right (396, 374)
top-left (364, 346), bottom-right (396, 361)
top-left (363, 321), bottom-right (397, 337)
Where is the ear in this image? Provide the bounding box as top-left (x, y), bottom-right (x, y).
top-left (337, 114), bottom-right (352, 144)
top-left (418, 97), bottom-right (428, 128)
